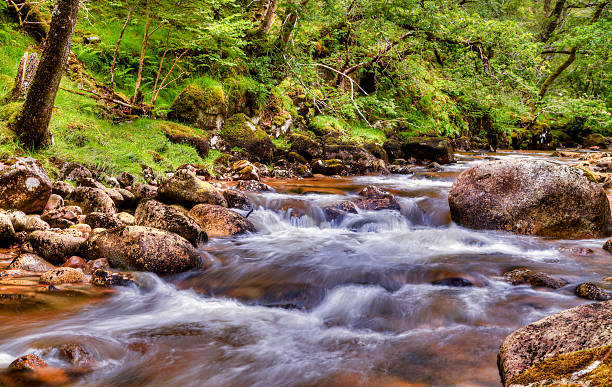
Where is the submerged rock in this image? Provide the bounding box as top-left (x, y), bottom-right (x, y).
top-left (322, 201), bottom-right (357, 223)
top-left (503, 268), bottom-right (568, 289)
top-left (0, 157), bottom-right (52, 213)
top-left (431, 278), bottom-right (473, 287)
top-left (575, 282), bottom-right (612, 301)
top-left (40, 267), bottom-right (84, 285)
top-left (188, 204), bottom-right (255, 238)
top-left (135, 199), bottom-right (207, 245)
top-left (82, 226), bottom-right (201, 274)
top-left (498, 301), bottom-right (612, 385)
top-left (158, 169), bottom-right (226, 207)
top-left (449, 159), bottom-right (611, 238)
top-left (29, 230), bottom-right (86, 265)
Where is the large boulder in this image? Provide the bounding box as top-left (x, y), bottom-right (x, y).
top-left (158, 169), bottom-right (226, 208)
top-left (402, 136), bottom-right (455, 164)
top-left (289, 133), bottom-right (322, 160)
top-left (28, 230), bottom-right (86, 265)
top-left (0, 157), bottom-right (52, 213)
top-left (498, 301), bottom-right (612, 386)
top-left (135, 199), bottom-right (207, 245)
top-left (449, 159), bottom-right (611, 238)
top-left (82, 226), bottom-right (201, 274)
top-left (188, 204), bottom-right (255, 238)
top-left (219, 114), bottom-right (275, 162)
top-left (168, 83), bottom-right (226, 131)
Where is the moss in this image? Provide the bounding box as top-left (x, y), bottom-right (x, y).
top-left (0, 102), bottom-right (23, 121)
top-left (156, 121), bottom-right (209, 159)
top-left (168, 83), bottom-right (226, 130)
top-left (310, 116), bottom-right (345, 136)
top-left (220, 114), bottom-right (275, 161)
top-left (584, 133), bottom-right (607, 148)
top-left (574, 166), bottom-right (598, 183)
top-left (511, 346), bottom-right (612, 385)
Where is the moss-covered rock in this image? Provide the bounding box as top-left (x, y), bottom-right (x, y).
top-left (219, 114), bottom-right (275, 162)
top-left (311, 159), bottom-right (346, 176)
top-left (289, 133), bottom-right (322, 160)
top-left (158, 169), bottom-right (227, 207)
top-left (402, 136), bottom-right (455, 164)
top-left (157, 121), bottom-right (210, 159)
top-left (584, 133), bottom-right (607, 149)
top-left (168, 83), bottom-right (227, 131)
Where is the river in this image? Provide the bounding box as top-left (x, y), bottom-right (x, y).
top-left (0, 151), bottom-right (609, 386)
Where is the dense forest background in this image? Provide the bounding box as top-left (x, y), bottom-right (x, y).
top-left (0, 0), bottom-right (610, 176)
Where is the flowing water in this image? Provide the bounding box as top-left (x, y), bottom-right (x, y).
top-left (1, 151), bottom-right (611, 386)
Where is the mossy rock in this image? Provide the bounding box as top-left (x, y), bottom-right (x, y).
top-left (510, 345), bottom-right (612, 385)
top-left (402, 136), bottom-right (455, 164)
top-left (289, 133), bottom-right (322, 160)
top-left (156, 121), bottom-right (209, 159)
top-left (219, 114), bottom-right (275, 162)
top-left (309, 116), bottom-right (343, 136)
top-left (168, 83), bottom-right (227, 131)
top-left (584, 133), bottom-right (607, 149)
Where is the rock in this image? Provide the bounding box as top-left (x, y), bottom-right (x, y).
top-left (354, 186), bottom-right (401, 211)
top-left (62, 256), bottom-right (86, 269)
top-left (132, 183), bottom-right (158, 201)
top-left (25, 215), bottom-right (50, 232)
top-left (188, 204), bottom-right (255, 238)
top-left (106, 176), bottom-right (120, 188)
top-left (503, 268), bottom-right (568, 289)
top-left (117, 212), bottom-right (135, 225)
top-left (135, 199), bottom-right (207, 245)
top-left (602, 238), bottom-right (612, 253)
top-left (311, 159), bottom-right (346, 176)
top-left (60, 162), bottom-right (92, 181)
top-left (115, 188), bottom-right (136, 208)
top-left (584, 133), bottom-right (607, 149)
top-left (77, 177), bottom-right (106, 190)
top-left (159, 121), bottom-right (210, 159)
top-left (322, 201), bottom-right (357, 223)
top-left (219, 114), bottom-right (275, 162)
top-left (8, 354), bottom-right (48, 371)
top-left (7, 253), bottom-right (55, 272)
top-left (0, 212), bottom-right (16, 245)
top-left (236, 180), bottom-right (273, 192)
top-left (402, 136), bottom-right (455, 164)
top-left (432, 278), bottom-right (473, 287)
top-left (497, 301), bottom-right (612, 386)
top-left (448, 159), bottom-right (611, 238)
top-left (7, 210), bottom-right (27, 231)
top-left (69, 187), bottom-right (116, 214)
top-left (29, 230), bottom-right (86, 265)
top-left (84, 212), bottom-right (124, 229)
top-left (289, 134), bottom-right (322, 160)
top-left (0, 157), bottom-right (52, 213)
top-left (92, 269), bottom-right (138, 287)
top-left (103, 188), bottom-right (124, 207)
top-left (82, 226), bottom-right (201, 274)
top-left (71, 223), bottom-right (91, 236)
top-left (57, 343), bottom-right (93, 366)
top-left (231, 160), bottom-right (260, 181)
top-left (168, 83), bottom-right (226, 131)
top-left (83, 258), bottom-right (110, 274)
top-left (383, 138), bottom-right (404, 162)
top-left (324, 144), bottom-right (381, 175)
top-left (116, 172), bottom-right (135, 188)
top-left (41, 207), bottom-right (79, 228)
top-left (158, 169), bottom-right (226, 207)
top-left (40, 267), bottom-right (84, 285)
top-left (44, 194), bottom-right (64, 211)
top-left (575, 282), bottom-right (612, 301)
top-left (364, 143), bottom-right (389, 163)
top-left (223, 189), bottom-right (253, 210)
top-left (52, 181), bottom-right (74, 197)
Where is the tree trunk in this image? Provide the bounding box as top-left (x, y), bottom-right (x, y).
top-left (110, 0), bottom-right (141, 89)
top-left (538, 47), bottom-right (576, 99)
top-left (8, 52), bottom-right (39, 101)
top-left (538, 0), bottom-right (567, 43)
top-left (13, 0), bottom-right (79, 149)
top-left (258, 0), bottom-right (279, 34)
top-left (132, 1), bottom-right (151, 103)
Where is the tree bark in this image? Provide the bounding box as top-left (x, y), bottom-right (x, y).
top-left (258, 0), bottom-right (279, 34)
top-left (110, 0), bottom-right (141, 89)
top-left (8, 52), bottom-right (39, 101)
top-left (538, 0), bottom-right (567, 43)
top-left (13, 0), bottom-right (79, 149)
top-left (132, 1), bottom-right (152, 104)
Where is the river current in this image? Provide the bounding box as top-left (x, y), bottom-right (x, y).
top-left (0, 151), bottom-right (610, 386)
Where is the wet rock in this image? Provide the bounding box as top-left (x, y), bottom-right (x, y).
top-left (44, 194), bottom-right (64, 211)
top-left (448, 159), bottom-right (611, 238)
top-left (0, 157), bottom-right (52, 213)
top-left (432, 278), bottom-right (473, 287)
top-left (311, 159), bottom-right (346, 176)
top-left (324, 144), bottom-right (381, 175)
top-left (503, 268), bottom-right (568, 289)
top-left (135, 199), bottom-right (207, 245)
top-left (117, 172), bottom-right (135, 188)
top-left (364, 143), bottom-right (389, 163)
top-left (497, 301), bottom-right (612, 385)
top-left (25, 215), bottom-right (50, 232)
top-left (8, 354), bottom-right (48, 371)
top-left (40, 267), bottom-right (84, 285)
top-left (29, 230), bottom-right (86, 264)
top-left (219, 113), bottom-right (275, 162)
top-left (354, 186), bottom-right (401, 211)
top-left (159, 169), bottom-right (226, 207)
top-left (92, 269), bottom-right (138, 287)
top-left (82, 226), bottom-right (201, 274)
top-left (60, 162), bottom-right (92, 181)
top-left (7, 253), bottom-right (55, 272)
top-left (0, 212), bottom-right (16, 245)
top-left (117, 212), bottom-right (135, 225)
top-left (188, 204), bottom-right (255, 238)
top-left (62, 256), bottom-right (86, 269)
top-left (41, 207), bottom-right (79, 229)
top-left (231, 160), bottom-right (260, 181)
top-left (383, 138), bottom-right (404, 162)
top-left (575, 282), bottom-right (612, 301)
top-left (7, 210), bottom-right (27, 232)
top-left (84, 212), bottom-right (124, 229)
top-left (236, 180), bottom-right (273, 192)
top-left (322, 201), bottom-right (357, 223)
top-left (402, 136), bottom-right (455, 164)
top-left (83, 258), bottom-right (110, 274)
top-left (289, 133), bottom-right (322, 160)
top-left (58, 343), bottom-right (93, 366)
top-left (223, 189), bottom-right (253, 210)
top-left (69, 187), bottom-right (116, 214)
top-left (52, 181), bottom-right (74, 197)
top-left (131, 183), bottom-right (158, 201)
top-left (602, 238), bottom-right (612, 253)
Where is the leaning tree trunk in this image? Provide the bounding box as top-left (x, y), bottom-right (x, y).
top-left (13, 0), bottom-right (80, 149)
top-left (8, 52), bottom-right (39, 101)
